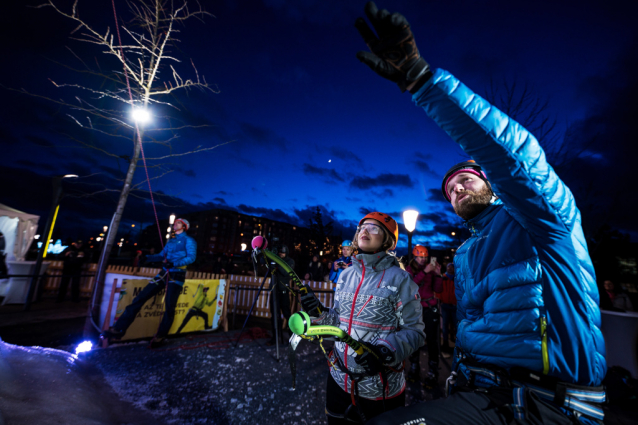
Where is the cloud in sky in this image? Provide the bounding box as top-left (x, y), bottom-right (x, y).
top-left (326, 146), bottom-right (363, 164)
top-left (302, 163), bottom-right (345, 182)
top-left (350, 173), bottom-right (415, 190)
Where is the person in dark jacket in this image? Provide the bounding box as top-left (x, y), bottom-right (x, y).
top-left (603, 280), bottom-right (634, 312)
top-left (56, 240), bottom-right (86, 303)
top-left (355, 3), bottom-right (606, 424)
top-left (304, 254), bottom-right (325, 281)
top-left (406, 244), bottom-right (442, 386)
top-left (101, 218), bottom-right (196, 347)
top-left (266, 244), bottom-right (295, 346)
top-left (436, 263), bottom-right (456, 357)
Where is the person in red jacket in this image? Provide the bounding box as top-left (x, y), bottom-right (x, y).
top-left (436, 263), bottom-right (457, 357)
top-left (406, 245), bottom-right (442, 387)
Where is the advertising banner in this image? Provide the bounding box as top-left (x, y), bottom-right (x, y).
top-left (114, 279), bottom-right (226, 340)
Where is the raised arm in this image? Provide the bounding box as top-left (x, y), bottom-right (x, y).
top-left (413, 70), bottom-right (578, 237)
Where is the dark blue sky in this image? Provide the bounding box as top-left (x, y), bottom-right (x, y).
top-left (1, 0), bottom-right (637, 251)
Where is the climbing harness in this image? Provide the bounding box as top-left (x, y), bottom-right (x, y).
top-left (449, 351), bottom-right (606, 422)
top-left (288, 311), bottom-right (393, 424)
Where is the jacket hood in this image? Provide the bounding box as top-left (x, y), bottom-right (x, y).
top-left (352, 251), bottom-right (399, 272)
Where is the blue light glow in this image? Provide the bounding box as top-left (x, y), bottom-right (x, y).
top-left (75, 340), bottom-right (93, 355)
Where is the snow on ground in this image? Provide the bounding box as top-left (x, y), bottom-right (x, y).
top-left (0, 326), bottom-right (449, 425)
top-left (0, 338), bottom-right (159, 425)
top-left (89, 329), bottom-right (330, 424)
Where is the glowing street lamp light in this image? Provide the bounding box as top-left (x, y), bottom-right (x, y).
top-left (131, 108), bottom-right (151, 124)
top-left (403, 210), bottom-right (419, 261)
top-left (169, 214), bottom-right (176, 225)
top-left (103, 226), bottom-right (108, 232)
top-left (241, 243), bottom-right (247, 251)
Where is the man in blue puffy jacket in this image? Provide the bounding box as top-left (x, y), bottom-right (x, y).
top-left (355, 3), bottom-right (607, 424)
top-left (102, 218), bottom-right (197, 348)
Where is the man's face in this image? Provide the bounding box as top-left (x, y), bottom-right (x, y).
top-left (447, 264), bottom-right (454, 274)
top-left (278, 251), bottom-right (286, 258)
top-left (342, 246), bottom-right (353, 257)
top-left (446, 172), bottom-right (492, 220)
top-left (604, 280), bottom-right (614, 291)
top-left (173, 220), bottom-right (184, 232)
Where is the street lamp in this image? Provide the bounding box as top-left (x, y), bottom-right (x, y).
top-left (169, 214), bottom-right (176, 225)
top-left (131, 108), bottom-right (151, 124)
top-left (25, 174), bottom-right (78, 310)
top-left (403, 210), bottom-right (419, 262)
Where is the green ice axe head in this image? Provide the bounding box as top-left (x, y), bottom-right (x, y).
top-left (288, 312), bottom-right (368, 356)
top-left (289, 311), bottom-right (311, 336)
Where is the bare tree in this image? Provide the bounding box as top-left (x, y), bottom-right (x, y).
top-left (20, 0), bottom-right (230, 318)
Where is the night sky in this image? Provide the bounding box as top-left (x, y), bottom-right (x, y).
top-left (1, 0), bottom-right (637, 253)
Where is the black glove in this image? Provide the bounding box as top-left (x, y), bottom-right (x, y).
top-left (355, 2), bottom-right (432, 93)
top-left (163, 261), bottom-right (174, 270)
top-left (299, 285), bottom-right (326, 316)
top-left (354, 342), bottom-right (396, 376)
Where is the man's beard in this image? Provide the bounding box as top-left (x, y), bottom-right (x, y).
top-left (452, 186), bottom-right (493, 220)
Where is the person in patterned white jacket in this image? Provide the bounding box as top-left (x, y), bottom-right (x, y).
top-left (300, 212), bottom-right (425, 424)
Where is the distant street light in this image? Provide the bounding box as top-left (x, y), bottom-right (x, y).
top-left (25, 174), bottom-right (78, 311)
top-left (403, 210), bottom-right (419, 262)
top-left (103, 226), bottom-right (108, 232)
top-left (451, 232), bottom-right (456, 236)
top-left (169, 214), bottom-right (176, 225)
top-left (241, 243), bottom-right (247, 251)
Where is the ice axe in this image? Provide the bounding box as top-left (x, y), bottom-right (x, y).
top-left (288, 311), bottom-right (378, 357)
top-left (286, 311), bottom-right (380, 390)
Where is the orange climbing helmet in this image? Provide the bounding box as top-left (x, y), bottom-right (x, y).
top-left (413, 245), bottom-right (429, 257)
top-left (358, 212), bottom-right (399, 250)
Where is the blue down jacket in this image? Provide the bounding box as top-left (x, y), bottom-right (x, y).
top-left (412, 69), bottom-right (606, 387)
top-left (147, 231), bottom-right (197, 282)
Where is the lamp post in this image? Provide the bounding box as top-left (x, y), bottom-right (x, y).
top-left (403, 210), bottom-right (419, 263)
top-left (24, 174), bottom-right (78, 311)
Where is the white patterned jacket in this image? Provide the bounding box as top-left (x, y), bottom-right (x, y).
top-left (313, 251), bottom-right (425, 400)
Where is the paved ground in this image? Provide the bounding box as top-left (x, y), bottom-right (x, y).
top-left (1, 298), bottom-right (636, 424)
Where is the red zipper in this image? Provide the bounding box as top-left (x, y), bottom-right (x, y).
top-left (356, 269), bottom-right (386, 317)
top-left (344, 258), bottom-right (366, 392)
